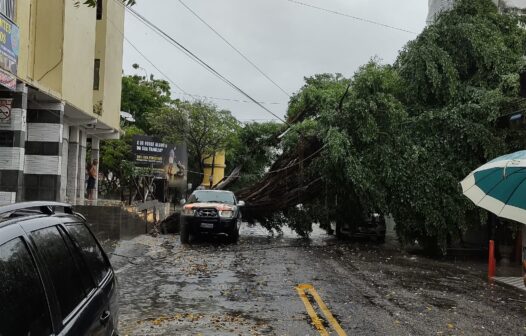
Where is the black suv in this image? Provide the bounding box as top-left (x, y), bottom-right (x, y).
top-left (0, 202), bottom-right (118, 336)
top-left (180, 190), bottom-right (244, 243)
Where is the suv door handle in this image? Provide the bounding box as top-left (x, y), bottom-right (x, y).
top-left (100, 310), bottom-right (111, 324)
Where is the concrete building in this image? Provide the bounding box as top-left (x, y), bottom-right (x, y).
top-left (0, 0), bottom-right (124, 205)
top-left (201, 151), bottom-right (226, 189)
top-left (427, 0), bottom-right (526, 24)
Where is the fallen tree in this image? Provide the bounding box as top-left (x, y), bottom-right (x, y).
top-left (236, 137), bottom-right (323, 220)
top-left (227, 0), bottom-right (526, 252)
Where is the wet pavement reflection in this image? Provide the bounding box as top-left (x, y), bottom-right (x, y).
top-left (109, 223), bottom-right (526, 335)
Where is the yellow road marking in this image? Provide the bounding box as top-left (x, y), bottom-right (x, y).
top-left (295, 284), bottom-right (347, 336)
top-left (296, 285), bottom-right (329, 335)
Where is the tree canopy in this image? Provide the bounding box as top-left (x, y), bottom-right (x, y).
top-left (227, 121), bottom-right (283, 191)
top-left (240, 0), bottom-right (526, 252)
top-left (148, 101), bottom-right (240, 174)
top-left (121, 75), bottom-right (172, 132)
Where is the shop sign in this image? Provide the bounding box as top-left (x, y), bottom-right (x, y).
top-left (0, 11), bottom-right (18, 76)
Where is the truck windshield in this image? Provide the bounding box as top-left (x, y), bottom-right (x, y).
top-left (188, 191), bottom-right (236, 205)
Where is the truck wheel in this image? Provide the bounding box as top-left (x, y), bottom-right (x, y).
top-left (229, 226), bottom-right (239, 244)
top-left (180, 222), bottom-right (190, 244)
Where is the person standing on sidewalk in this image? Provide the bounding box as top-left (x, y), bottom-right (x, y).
top-left (87, 159), bottom-right (98, 202)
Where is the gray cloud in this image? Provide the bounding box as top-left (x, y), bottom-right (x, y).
top-left (123, 0), bottom-right (427, 122)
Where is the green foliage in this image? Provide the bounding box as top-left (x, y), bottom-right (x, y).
top-left (287, 73), bottom-right (350, 122)
top-left (273, 0), bottom-right (526, 251)
top-left (147, 101), bottom-right (240, 173)
top-left (227, 121), bottom-right (283, 190)
top-left (121, 75), bottom-right (172, 132)
top-left (388, 0), bottom-right (526, 252)
top-left (99, 125), bottom-right (144, 196)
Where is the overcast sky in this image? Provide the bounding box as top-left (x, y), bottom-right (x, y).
top-left (122, 0), bottom-right (428, 123)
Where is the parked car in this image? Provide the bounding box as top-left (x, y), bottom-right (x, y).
top-left (180, 190), bottom-right (244, 243)
top-left (0, 202), bottom-right (118, 336)
top-left (335, 212), bottom-right (386, 242)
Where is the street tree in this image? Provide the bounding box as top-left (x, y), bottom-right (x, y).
top-left (148, 101), bottom-right (240, 179)
top-left (99, 125), bottom-right (144, 200)
top-left (121, 74), bottom-right (172, 132)
top-left (98, 73), bottom-right (170, 199)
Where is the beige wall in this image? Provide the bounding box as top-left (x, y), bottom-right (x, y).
top-left (62, 1), bottom-right (96, 114)
top-left (13, 0), bottom-right (124, 132)
top-left (27, 0), bottom-right (64, 95)
top-left (94, 0), bottom-right (124, 130)
top-left (15, 0), bottom-right (30, 80)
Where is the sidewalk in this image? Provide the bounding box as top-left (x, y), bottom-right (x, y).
top-left (493, 277), bottom-right (526, 292)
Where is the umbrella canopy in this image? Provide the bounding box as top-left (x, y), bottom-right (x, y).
top-left (461, 150), bottom-right (526, 224)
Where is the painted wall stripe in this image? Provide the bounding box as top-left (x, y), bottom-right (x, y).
top-left (0, 191), bottom-right (15, 205)
top-left (24, 155), bottom-right (61, 175)
top-left (27, 123), bottom-right (63, 143)
top-left (26, 109), bottom-right (62, 124)
top-left (0, 147), bottom-right (24, 171)
top-left (0, 130), bottom-right (25, 148)
top-left (0, 108), bottom-right (26, 132)
top-left (25, 141), bottom-right (61, 156)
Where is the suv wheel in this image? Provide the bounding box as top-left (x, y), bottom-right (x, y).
top-left (228, 226), bottom-right (239, 244)
top-left (180, 221), bottom-right (190, 244)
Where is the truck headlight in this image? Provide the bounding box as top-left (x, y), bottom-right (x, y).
top-left (182, 208), bottom-right (195, 216)
top-left (219, 210), bottom-right (234, 218)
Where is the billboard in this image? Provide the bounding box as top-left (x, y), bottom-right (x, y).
top-left (0, 12), bottom-right (18, 76)
top-left (132, 135), bottom-right (188, 188)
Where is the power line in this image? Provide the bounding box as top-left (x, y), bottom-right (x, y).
top-left (177, 92), bottom-right (285, 105)
top-left (285, 0), bottom-right (418, 35)
top-left (106, 11), bottom-right (189, 95)
top-left (124, 36), bottom-right (189, 94)
top-left (125, 5), bottom-right (289, 125)
top-left (177, 0), bottom-right (291, 98)
top-left (107, 5), bottom-right (286, 108)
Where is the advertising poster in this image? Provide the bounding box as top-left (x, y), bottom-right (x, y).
top-left (132, 135), bottom-right (188, 188)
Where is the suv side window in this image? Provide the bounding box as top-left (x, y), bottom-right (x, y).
top-left (0, 237), bottom-right (53, 336)
top-left (31, 226), bottom-right (89, 320)
top-left (65, 224), bottom-right (110, 285)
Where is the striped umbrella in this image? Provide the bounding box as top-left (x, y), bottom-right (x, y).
top-left (461, 150), bottom-right (526, 224)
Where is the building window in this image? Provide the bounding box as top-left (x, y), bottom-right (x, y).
top-left (93, 59), bottom-right (100, 90)
top-left (96, 0), bottom-right (103, 20)
top-left (0, 0), bottom-right (15, 21)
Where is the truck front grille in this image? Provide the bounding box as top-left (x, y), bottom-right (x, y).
top-left (196, 208), bottom-right (218, 218)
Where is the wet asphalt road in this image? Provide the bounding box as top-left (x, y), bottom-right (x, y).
top-left (109, 224), bottom-right (526, 335)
